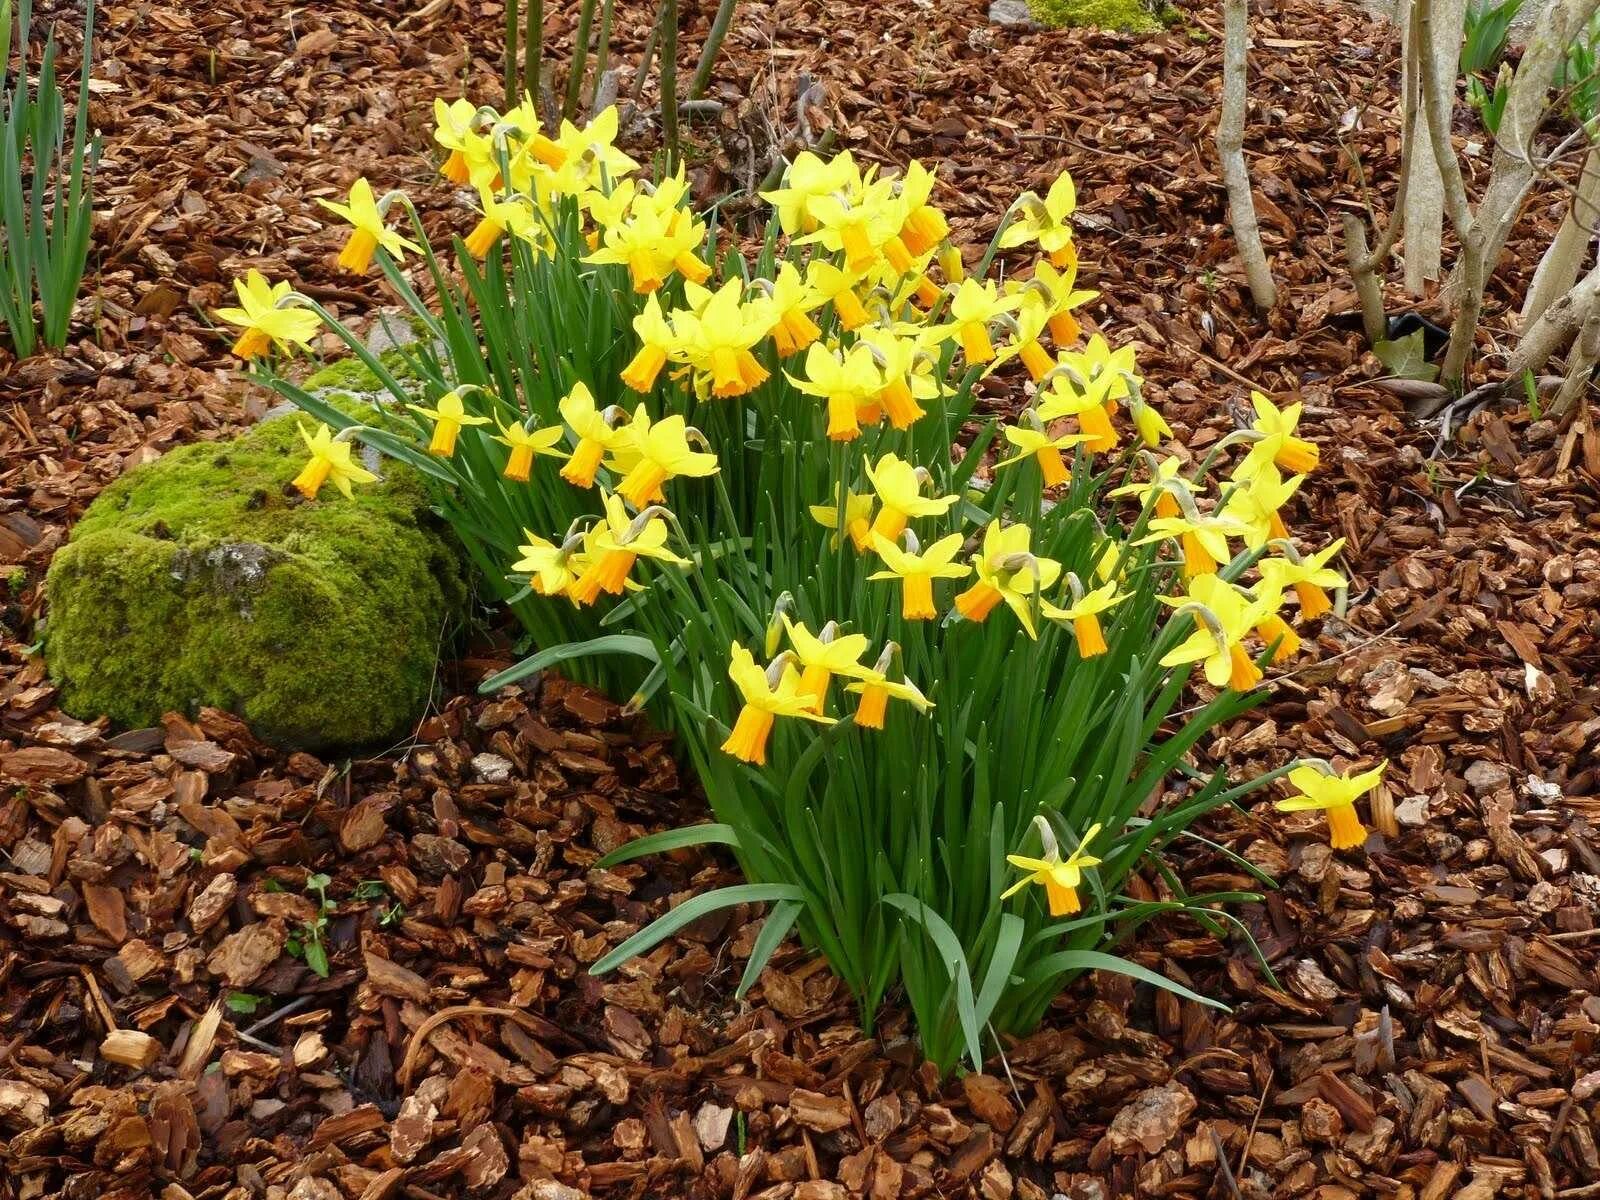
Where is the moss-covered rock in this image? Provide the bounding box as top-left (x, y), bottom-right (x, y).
top-left (1026, 0), bottom-right (1166, 31)
top-left (43, 409), bottom-right (463, 750)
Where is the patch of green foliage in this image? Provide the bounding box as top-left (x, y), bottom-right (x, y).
top-left (1027, 0), bottom-right (1166, 33)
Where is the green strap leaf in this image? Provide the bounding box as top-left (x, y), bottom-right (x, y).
top-left (590, 883), bottom-right (804, 977)
top-left (594, 822), bottom-right (739, 870)
top-left (1019, 949), bottom-right (1227, 1010)
top-left (479, 634), bottom-right (660, 693)
top-left (735, 899), bottom-right (804, 999)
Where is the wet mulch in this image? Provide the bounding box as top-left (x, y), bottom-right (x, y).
top-left (3, 0), bottom-right (1600, 1197)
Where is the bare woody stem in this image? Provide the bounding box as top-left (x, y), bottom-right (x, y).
top-left (1215, 0), bottom-right (1276, 310)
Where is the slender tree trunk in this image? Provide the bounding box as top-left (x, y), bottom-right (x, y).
top-left (1522, 146), bottom-right (1600, 328)
top-left (1216, 0), bottom-right (1276, 310)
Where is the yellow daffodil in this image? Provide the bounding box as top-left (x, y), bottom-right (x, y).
top-left (864, 453), bottom-right (958, 542)
top-left (952, 520), bottom-right (1062, 638)
top-left (464, 186), bottom-right (536, 258)
top-left (845, 648), bottom-right (933, 729)
top-left (859, 331), bottom-right (929, 430)
top-left (764, 262), bottom-right (825, 357)
top-left (1158, 574), bottom-right (1268, 691)
top-left (782, 616), bottom-right (871, 713)
top-left (1256, 539), bottom-right (1346, 622)
top-left (995, 417), bottom-right (1091, 488)
top-left (787, 342), bottom-right (883, 442)
top-left (410, 388), bottom-right (491, 457)
top-left (1014, 257), bottom-right (1097, 345)
top-left (806, 259), bottom-right (871, 331)
top-left (760, 149), bottom-right (862, 236)
top-left (541, 107), bottom-right (640, 196)
top-left (607, 407), bottom-right (719, 507)
top-left (567, 493), bottom-right (687, 605)
top-left (1276, 762), bottom-right (1387, 850)
top-left (620, 295), bottom-right (679, 393)
top-left (894, 160), bottom-right (950, 256)
top-left (317, 178), bottom-right (421, 274)
top-left (999, 170), bottom-right (1078, 266)
top-left (512, 531), bottom-right (580, 595)
top-left (1239, 391), bottom-right (1319, 476)
top-left (721, 642), bottom-right (835, 764)
top-left (810, 485), bottom-right (876, 552)
top-left (1138, 510), bottom-right (1250, 578)
top-left (433, 97), bottom-right (489, 185)
top-left (677, 279), bottom-right (774, 398)
top-left (1042, 578), bottom-right (1129, 658)
top-left (1108, 455), bottom-right (1202, 520)
top-left (291, 423), bottom-right (377, 500)
top-left (869, 530), bottom-right (970, 620)
top-left (494, 419), bottom-right (567, 483)
top-left (215, 270), bottom-right (322, 360)
top-left (1003, 816), bottom-right (1102, 916)
top-left (947, 278), bottom-right (1018, 365)
top-left (558, 382), bottom-right (624, 487)
top-left (1221, 464), bottom-right (1303, 549)
top-left (798, 176), bottom-right (902, 273)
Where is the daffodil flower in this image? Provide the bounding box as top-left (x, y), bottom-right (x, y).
top-left (946, 278), bottom-right (1018, 365)
top-left (1276, 761), bottom-right (1386, 850)
top-left (995, 415), bottom-right (1091, 489)
top-left (512, 529), bottom-right (582, 595)
top-left (607, 406), bottom-right (718, 507)
top-left (567, 494), bottom-right (688, 605)
top-left (1014, 257), bottom-right (1097, 345)
top-left (433, 97), bottom-right (490, 185)
top-left (869, 530), bottom-right (971, 621)
top-left (1138, 510), bottom-right (1250, 578)
top-left (1042, 577), bottom-right (1129, 658)
top-left (845, 645), bottom-right (933, 729)
top-left (1037, 365), bottom-right (1119, 454)
top-left (864, 453), bottom-right (958, 543)
top-left (677, 279), bottom-right (775, 398)
top-left (291, 423), bottom-right (377, 500)
top-left (1158, 574), bottom-right (1269, 691)
top-left (558, 382), bottom-right (625, 487)
top-left (786, 342), bottom-right (883, 442)
top-left (1108, 454), bottom-right (1203, 520)
top-left (1220, 464), bottom-right (1303, 549)
top-left (721, 642), bottom-right (835, 765)
top-left (1238, 391), bottom-right (1319, 476)
top-left (894, 160), bottom-right (950, 256)
top-left (1256, 539), bottom-right (1346, 622)
top-left (952, 520), bottom-right (1062, 638)
top-left (1002, 815), bottom-right (1102, 916)
top-left (860, 331), bottom-right (929, 430)
top-left (410, 388), bottom-right (492, 457)
top-left (759, 149), bottom-right (862, 236)
top-left (762, 262), bottom-right (825, 357)
top-left (464, 186), bottom-right (536, 259)
top-left (317, 178), bottom-right (421, 275)
top-left (494, 419), bottom-right (567, 483)
top-left (215, 271), bottom-right (322, 360)
top-left (781, 616), bottom-right (872, 713)
top-left (620, 295), bottom-right (679, 393)
top-left (540, 107), bottom-right (640, 196)
top-left (806, 259), bottom-right (871, 331)
top-left (809, 485), bottom-right (876, 551)
top-left (998, 170), bottom-right (1078, 266)
top-left (799, 179), bottom-right (902, 273)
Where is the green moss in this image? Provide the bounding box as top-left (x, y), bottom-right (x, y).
top-left (44, 411), bottom-right (463, 750)
top-left (300, 345), bottom-right (426, 396)
top-left (1027, 0), bottom-right (1164, 31)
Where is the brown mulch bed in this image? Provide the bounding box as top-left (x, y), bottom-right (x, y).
top-left (3, 0), bottom-right (1600, 1197)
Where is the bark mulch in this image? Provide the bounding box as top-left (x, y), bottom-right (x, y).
top-left (2, 0), bottom-right (1599, 1197)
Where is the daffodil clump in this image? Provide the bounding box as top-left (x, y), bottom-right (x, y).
top-left (233, 101), bottom-right (1370, 1075)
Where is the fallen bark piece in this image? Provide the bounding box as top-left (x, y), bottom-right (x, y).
top-left (1106, 1082), bottom-right (1197, 1154)
top-left (101, 1029), bottom-right (162, 1070)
